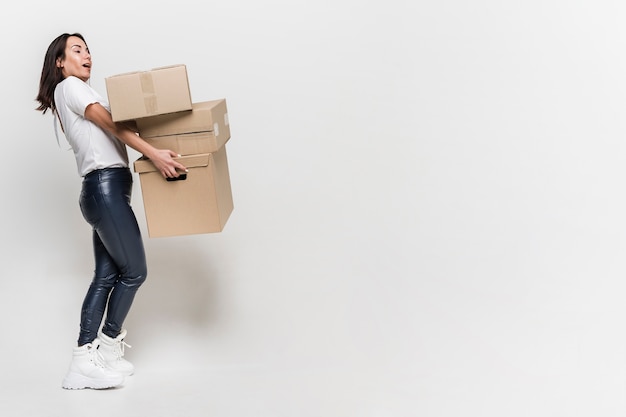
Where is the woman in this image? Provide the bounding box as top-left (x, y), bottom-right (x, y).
top-left (36, 33), bottom-right (187, 390)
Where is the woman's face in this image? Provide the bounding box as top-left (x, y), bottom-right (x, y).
top-left (57, 36), bottom-right (91, 82)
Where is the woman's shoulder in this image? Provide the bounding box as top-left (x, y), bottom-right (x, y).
top-left (56, 76), bottom-right (97, 99)
top-left (59, 75), bottom-right (88, 89)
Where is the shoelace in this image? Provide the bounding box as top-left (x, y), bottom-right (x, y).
top-left (88, 343), bottom-right (108, 368)
top-left (113, 340), bottom-right (132, 360)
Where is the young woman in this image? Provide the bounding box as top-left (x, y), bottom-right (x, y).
top-left (36, 33), bottom-right (187, 390)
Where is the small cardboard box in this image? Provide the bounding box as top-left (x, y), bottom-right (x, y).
top-left (105, 64), bottom-right (192, 122)
top-left (136, 99), bottom-right (230, 154)
top-left (133, 147), bottom-right (233, 237)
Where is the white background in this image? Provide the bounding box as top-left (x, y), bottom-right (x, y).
top-left (1, 0), bottom-right (626, 416)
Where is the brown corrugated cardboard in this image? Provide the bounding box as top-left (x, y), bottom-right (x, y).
top-left (133, 147), bottom-right (233, 237)
top-left (105, 65), bottom-right (192, 122)
top-left (136, 100), bottom-right (230, 153)
top-left (142, 132), bottom-right (225, 156)
top-left (144, 132), bottom-right (219, 156)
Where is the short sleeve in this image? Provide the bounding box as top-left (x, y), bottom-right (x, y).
top-left (56, 76), bottom-right (103, 117)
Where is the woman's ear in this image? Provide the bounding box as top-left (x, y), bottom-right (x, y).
top-left (56, 58), bottom-right (62, 68)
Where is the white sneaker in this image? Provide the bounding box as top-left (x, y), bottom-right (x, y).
top-left (98, 329), bottom-right (134, 376)
top-left (62, 339), bottom-right (125, 390)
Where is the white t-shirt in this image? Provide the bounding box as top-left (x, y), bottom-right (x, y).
top-left (54, 76), bottom-right (128, 177)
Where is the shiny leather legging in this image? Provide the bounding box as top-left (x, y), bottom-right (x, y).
top-left (77, 167), bottom-right (147, 346)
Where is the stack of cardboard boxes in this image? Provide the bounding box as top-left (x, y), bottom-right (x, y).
top-left (105, 64), bottom-right (233, 238)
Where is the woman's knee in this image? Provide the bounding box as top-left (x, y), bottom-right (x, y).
top-left (90, 272), bottom-right (118, 289)
top-left (120, 264), bottom-right (147, 289)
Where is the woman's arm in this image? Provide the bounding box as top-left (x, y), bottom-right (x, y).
top-left (84, 102), bottom-right (187, 179)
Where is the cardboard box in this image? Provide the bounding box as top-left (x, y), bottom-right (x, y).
top-left (133, 147), bottom-right (233, 237)
top-left (136, 100), bottom-right (230, 154)
top-left (105, 64), bottom-right (192, 122)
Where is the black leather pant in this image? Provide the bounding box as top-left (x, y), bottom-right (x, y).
top-left (77, 167), bottom-right (147, 346)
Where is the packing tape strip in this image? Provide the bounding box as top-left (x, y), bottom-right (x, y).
top-left (140, 72), bottom-right (158, 114)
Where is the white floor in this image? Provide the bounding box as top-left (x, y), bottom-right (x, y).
top-left (1, 326), bottom-right (413, 417)
top-left (3, 266), bottom-right (626, 417)
top-left (0, 244), bottom-right (419, 417)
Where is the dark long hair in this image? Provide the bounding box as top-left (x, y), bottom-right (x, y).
top-left (35, 33), bottom-right (87, 114)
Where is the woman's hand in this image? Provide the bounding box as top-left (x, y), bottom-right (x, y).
top-left (143, 148), bottom-right (188, 179)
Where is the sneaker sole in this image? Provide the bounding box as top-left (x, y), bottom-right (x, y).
top-left (62, 372), bottom-right (124, 390)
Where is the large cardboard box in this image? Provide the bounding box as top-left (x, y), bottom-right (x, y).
top-left (133, 147), bottom-right (233, 237)
top-left (136, 100), bottom-right (230, 154)
top-left (105, 65), bottom-right (192, 122)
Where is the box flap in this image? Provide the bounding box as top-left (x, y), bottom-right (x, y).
top-left (133, 153), bottom-right (211, 174)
